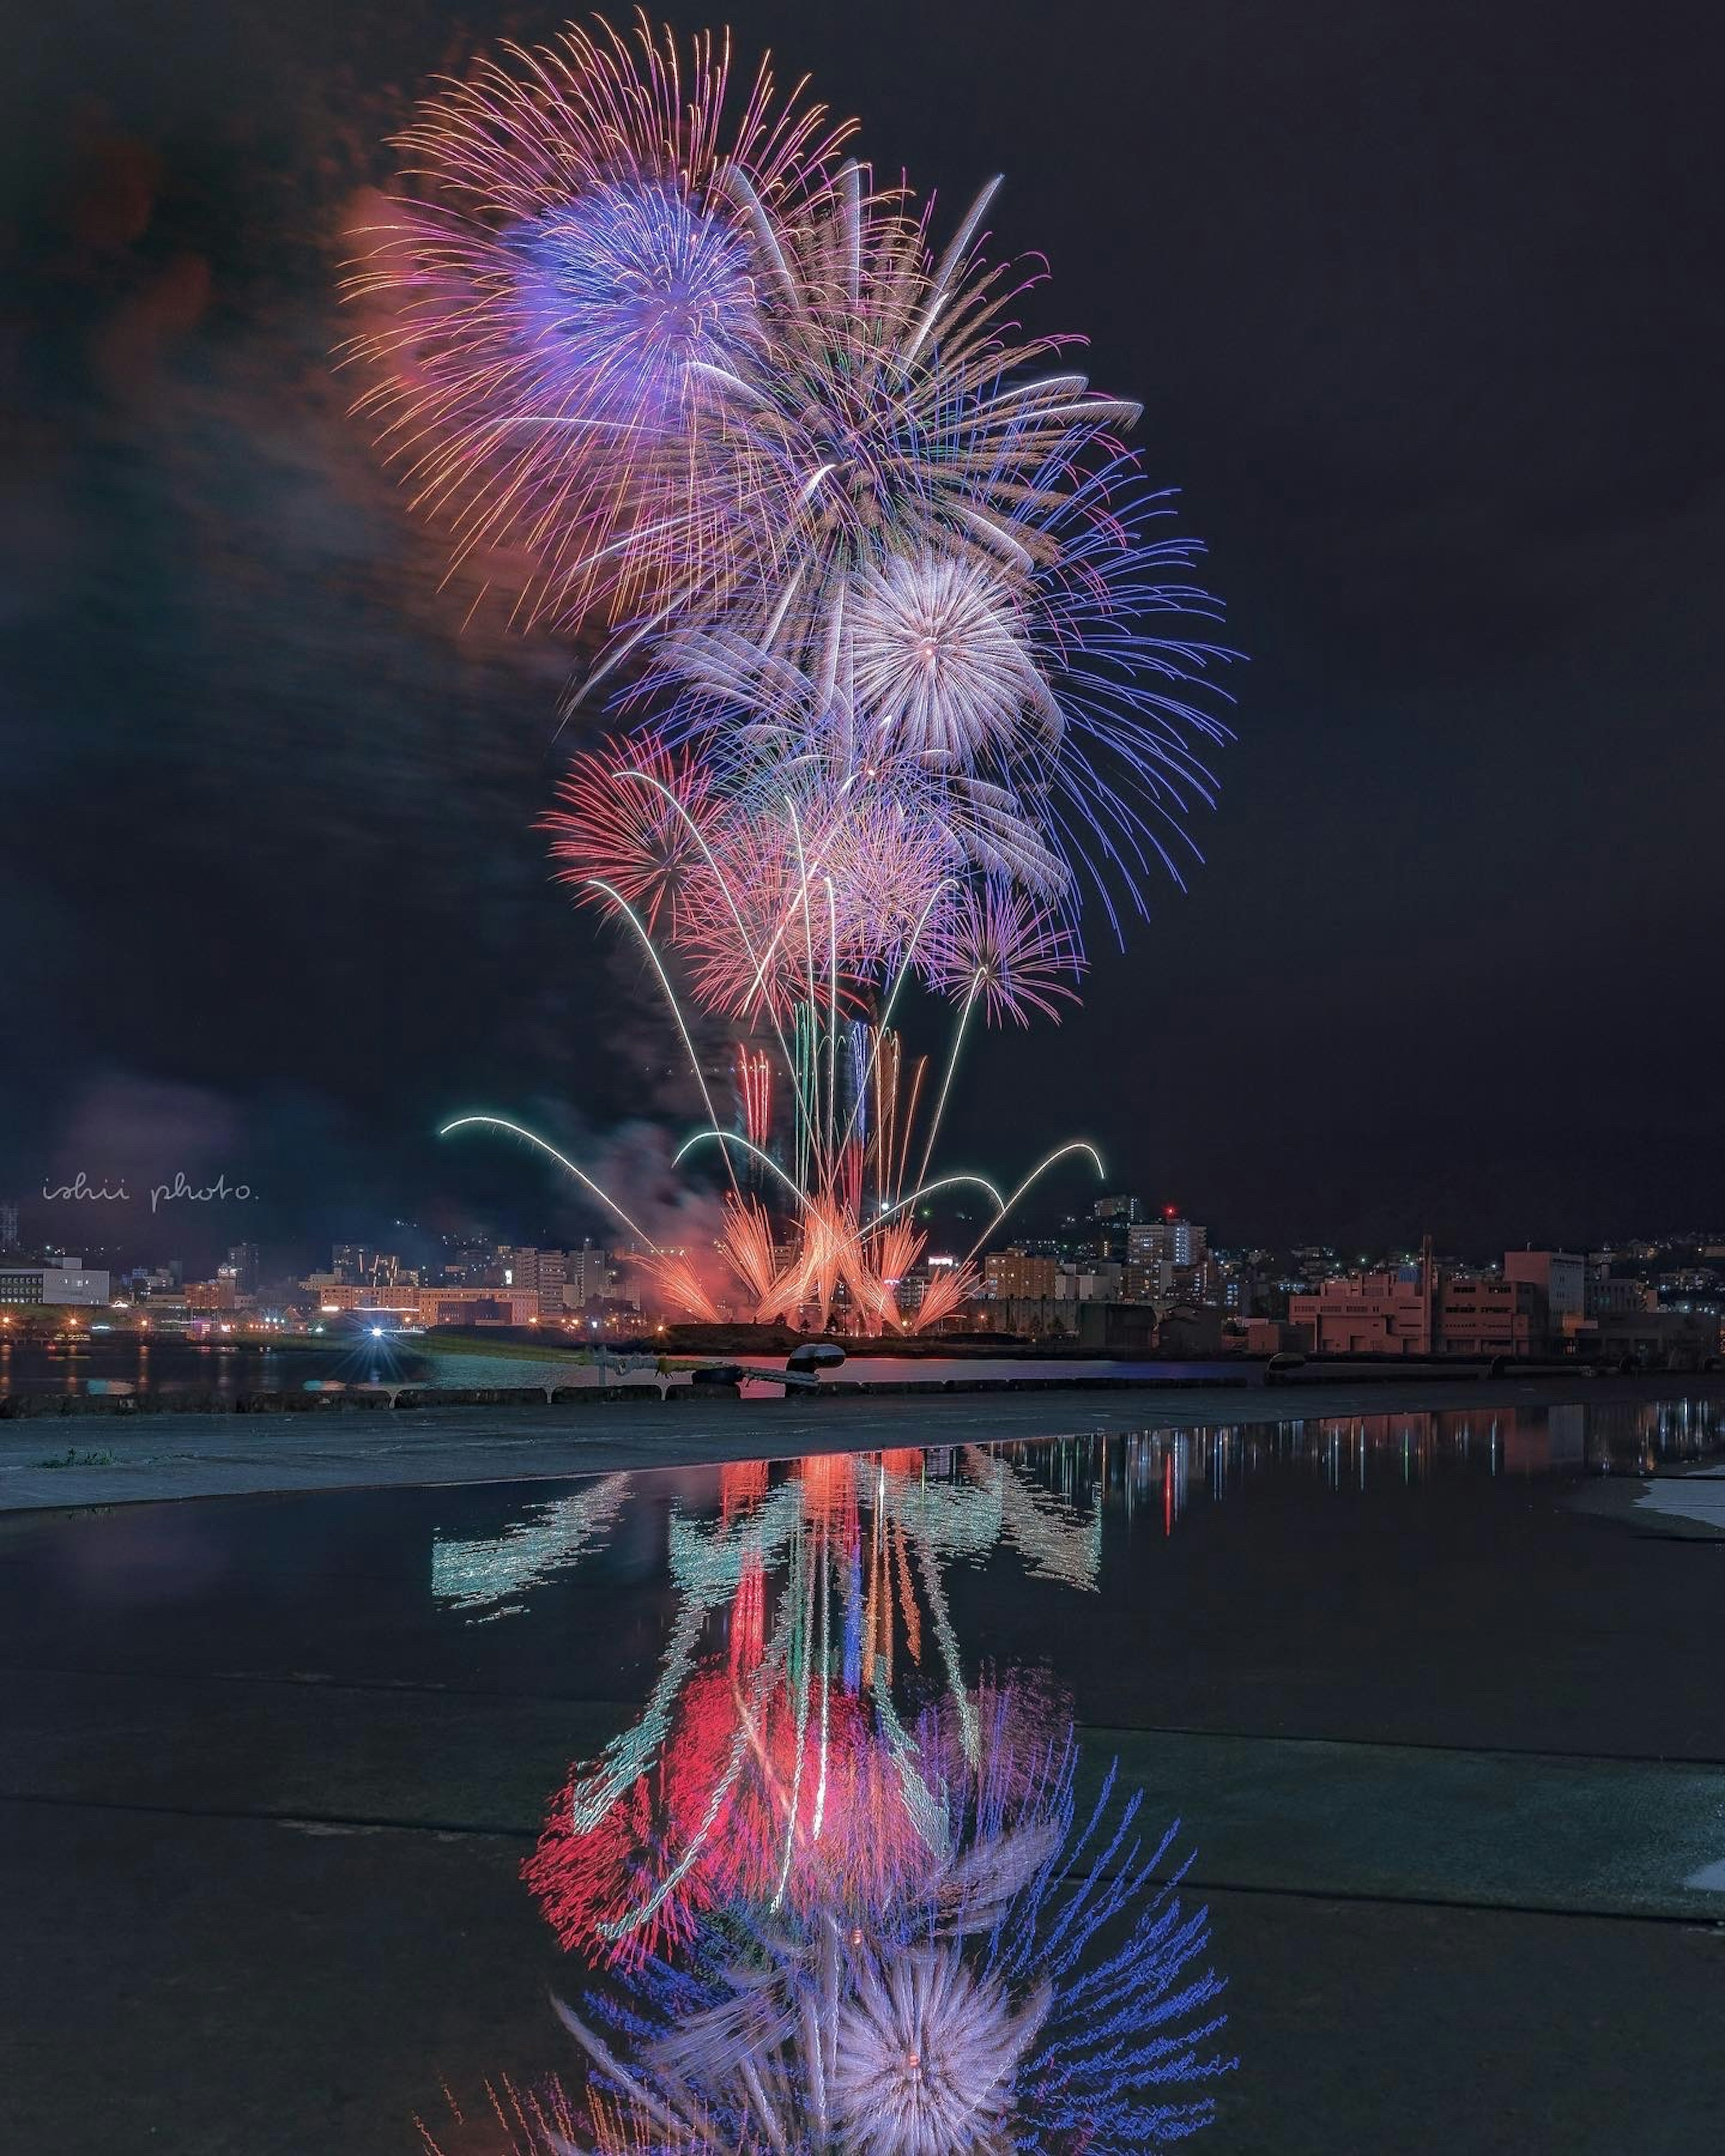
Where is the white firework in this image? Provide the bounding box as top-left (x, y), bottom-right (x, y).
top-left (827, 1941), bottom-right (1051, 2156)
top-left (848, 551), bottom-right (1062, 769)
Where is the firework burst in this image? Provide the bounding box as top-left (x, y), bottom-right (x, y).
top-left (827, 1943), bottom-right (1049, 2156)
top-left (344, 14), bottom-right (854, 632)
top-left (922, 879), bottom-right (1084, 1028)
top-left (544, 729), bottom-right (717, 937)
top-left (653, 172), bottom-right (1143, 685)
top-left (847, 548), bottom-right (1063, 768)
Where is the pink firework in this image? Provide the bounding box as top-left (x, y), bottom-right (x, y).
top-left (821, 794), bottom-right (963, 972)
top-left (674, 786), bottom-right (957, 1019)
top-left (544, 730), bottom-right (716, 937)
top-left (676, 808), bottom-right (869, 1022)
top-left (921, 881), bottom-right (1084, 1027)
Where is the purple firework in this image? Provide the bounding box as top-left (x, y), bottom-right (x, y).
top-left (921, 880), bottom-right (1086, 1027)
top-left (343, 15), bottom-right (854, 632)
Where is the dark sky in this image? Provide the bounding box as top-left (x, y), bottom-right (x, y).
top-left (4, 0), bottom-right (1723, 1273)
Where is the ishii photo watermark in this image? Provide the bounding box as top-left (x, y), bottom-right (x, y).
top-left (41, 1171), bottom-right (260, 1215)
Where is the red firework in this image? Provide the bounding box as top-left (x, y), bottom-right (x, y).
top-left (544, 730), bottom-right (716, 938)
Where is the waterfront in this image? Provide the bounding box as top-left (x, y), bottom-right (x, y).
top-left (0, 1335), bottom-right (1254, 1403)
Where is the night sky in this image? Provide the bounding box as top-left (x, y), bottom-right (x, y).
top-left (5, 0), bottom-right (1723, 1274)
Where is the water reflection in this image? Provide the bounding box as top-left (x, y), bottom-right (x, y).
top-left (1042, 1398), bottom-right (1725, 1534)
top-left (416, 1398), bottom-right (1725, 2151)
top-left (426, 1450), bottom-right (1232, 2151)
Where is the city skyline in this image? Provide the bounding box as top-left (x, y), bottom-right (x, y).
top-left (8, 1176), bottom-right (1725, 1283)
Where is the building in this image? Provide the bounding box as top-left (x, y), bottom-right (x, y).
top-left (1128, 1214), bottom-right (1208, 1270)
top-left (216, 1263), bottom-right (256, 1309)
top-left (1503, 1250), bottom-right (1585, 1323)
top-left (122, 1264), bottom-right (182, 1299)
top-left (983, 1247), bottom-right (1057, 1301)
top-left (1055, 1259), bottom-right (1123, 1303)
top-left (418, 1286), bottom-right (540, 1327)
top-left (224, 1242), bottom-right (262, 1298)
top-left (499, 1246), bottom-right (573, 1319)
top-left (1155, 1305), bottom-right (1225, 1356)
top-left (1091, 1194), bottom-right (1142, 1224)
top-left (1090, 1196), bottom-right (1141, 1261)
top-left (1435, 1275), bottom-right (1544, 1358)
top-left (0, 1261), bottom-right (112, 1308)
top-left (977, 1294), bottom-right (1061, 1339)
top-left (186, 1276), bottom-right (239, 1314)
top-left (1286, 1245), bottom-right (1684, 1363)
top-left (1586, 1272), bottom-right (1654, 1317)
top-left (1586, 1306), bottom-right (1719, 1369)
top-left (564, 1242), bottom-right (615, 1308)
top-left (0, 1200), bottom-right (18, 1253)
top-left (1289, 1265), bottom-right (1433, 1355)
top-left (1079, 1299), bottom-right (1157, 1350)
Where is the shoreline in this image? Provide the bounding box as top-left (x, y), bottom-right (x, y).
top-left (1, 1369), bottom-right (1721, 1518)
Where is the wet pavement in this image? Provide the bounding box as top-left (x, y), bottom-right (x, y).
top-left (4, 1368), bottom-right (1723, 1512)
top-left (3, 1404), bottom-right (1723, 2152)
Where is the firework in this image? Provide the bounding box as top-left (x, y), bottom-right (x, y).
top-left (847, 549), bottom-right (1063, 767)
top-left (520, 1462), bottom-right (1093, 1966)
top-left (544, 729), bottom-right (716, 938)
top-left (657, 472), bottom-right (1234, 937)
top-left (646, 171), bottom-right (1143, 689)
top-left (673, 803), bottom-right (874, 1025)
top-left (386, 14), bottom-right (1242, 1330)
top-left (828, 1942), bottom-right (1049, 2155)
top-left (527, 1660), bottom-right (946, 1968)
top-left (450, 773), bottom-right (1103, 1332)
top-left (921, 879), bottom-right (1084, 1028)
top-left (344, 14), bottom-right (854, 632)
top-left (500, 1454), bottom-right (1100, 1956)
top-left (351, 17), bottom-right (1237, 962)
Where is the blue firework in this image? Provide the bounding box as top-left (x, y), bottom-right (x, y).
top-left (509, 179), bottom-right (765, 435)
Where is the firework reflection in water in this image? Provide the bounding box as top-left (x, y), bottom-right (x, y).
top-left (423, 1452), bottom-right (1231, 2154)
top-left (480, 1688), bottom-right (1232, 2155)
